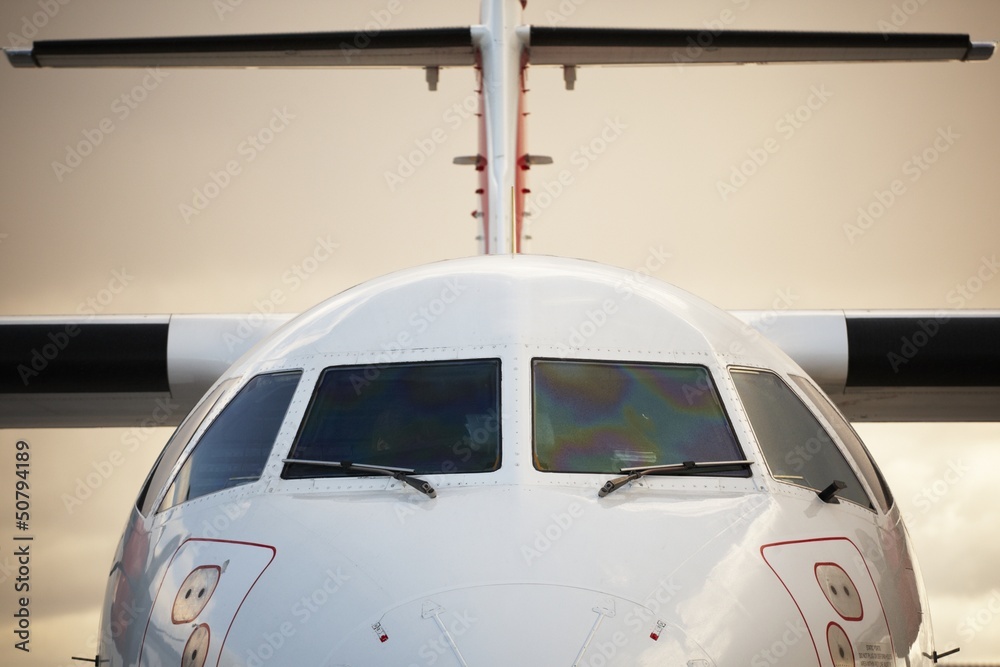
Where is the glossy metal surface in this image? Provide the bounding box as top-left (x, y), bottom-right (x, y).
top-left (99, 255), bottom-right (930, 665)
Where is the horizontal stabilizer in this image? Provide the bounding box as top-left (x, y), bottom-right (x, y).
top-left (527, 27), bottom-right (994, 66)
top-left (8, 26), bottom-right (992, 70)
top-left (5, 27), bottom-right (475, 68)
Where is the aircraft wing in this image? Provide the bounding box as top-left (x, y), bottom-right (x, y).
top-left (1, 311), bottom-right (997, 428)
top-left (730, 310), bottom-right (1000, 422)
top-left (0, 315), bottom-right (291, 428)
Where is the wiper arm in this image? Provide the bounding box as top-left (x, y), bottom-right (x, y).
top-left (599, 460), bottom-right (753, 498)
top-left (282, 459), bottom-right (437, 498)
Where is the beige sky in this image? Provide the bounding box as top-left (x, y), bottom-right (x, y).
top-left (1, 0), bottom-right (999, 664)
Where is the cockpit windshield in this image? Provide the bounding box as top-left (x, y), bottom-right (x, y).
top-left (532, 359), bottom-right (748, 474)
top-left (283, 359), bottom-right (501, 478)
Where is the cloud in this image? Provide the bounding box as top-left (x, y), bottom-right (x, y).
top-left (860, 423), bottom-right (1000, 661)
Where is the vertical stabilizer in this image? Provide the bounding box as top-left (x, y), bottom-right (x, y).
top-left (472, 0), bottom-right (528, 254)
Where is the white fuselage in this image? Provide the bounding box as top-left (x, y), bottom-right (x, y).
top-left (98, 255), bottom-right (930, 666)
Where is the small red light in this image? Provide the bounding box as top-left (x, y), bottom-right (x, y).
top-left (650, 632), bottom-right (660, 641)
top-left (379, 633), bottom-right (389, 643)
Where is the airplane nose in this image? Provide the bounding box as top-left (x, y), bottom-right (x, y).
top-left (328, 583), bottom-right (716, 666)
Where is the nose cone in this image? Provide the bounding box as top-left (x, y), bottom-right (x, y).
top-left (328, 584), bottom-right (716, 666)
top-left (184, 487), bottom-right (776, 666)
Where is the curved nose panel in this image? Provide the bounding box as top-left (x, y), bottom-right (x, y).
top-left (330, 584), bottom-right (715, 666)
top-left (140, 538), bottom-right (276, 667)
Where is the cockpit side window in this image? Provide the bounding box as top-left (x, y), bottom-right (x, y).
top-left (283, 359), bottom-right (501, 477)
top-left (158, 371), bottom-right (301, 512)
top-left (789, 375), bottom-right (894, 513)
top-left (730, 368), bottom-right (873, 510)
top-left (136, 377), bottom-right (237, 516)
top-left (532, 359), bottom-right (748, 474)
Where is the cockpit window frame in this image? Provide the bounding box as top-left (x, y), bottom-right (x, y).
top-left (729, 366), bottom-right (876, 512)
top-left (282, 357), bottom-right (503, 479)
top-left (135, 377), bottom-right (238, 517)
top-left (530, 357), bottom-right (750, 476)
top-left (156, 370), bottom-right (303, 514)
top-left (788, 374), bottom-right (895, 513)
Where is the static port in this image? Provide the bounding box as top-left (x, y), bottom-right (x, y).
top-left (181, 624), bottom-right (210, 667)
top-left (826, 622), bottom-right (854, 667)
top-left (172, 566), bottom-right (221, 624)
top-left (815, 563), bottom-right (863, 621)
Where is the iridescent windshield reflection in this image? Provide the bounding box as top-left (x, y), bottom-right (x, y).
top-left (532, 359), bottom-right (746, 474)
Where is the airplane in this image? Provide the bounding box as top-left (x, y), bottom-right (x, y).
top-left (2, 0), bottom-right (1000, 665)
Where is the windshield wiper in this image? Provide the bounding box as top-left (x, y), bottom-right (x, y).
top-left (282, 459), bottom-right (437, 498)
top-left (599, 460), bottom-right (753, 498)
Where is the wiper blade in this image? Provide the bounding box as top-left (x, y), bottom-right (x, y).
top-left (598, 459), bottom-right (753, 498)
top-left (282, 459), bottom-right (437, 498)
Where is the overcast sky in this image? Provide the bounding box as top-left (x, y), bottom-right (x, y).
top-left (1, 0), bottom-right (999, 664)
